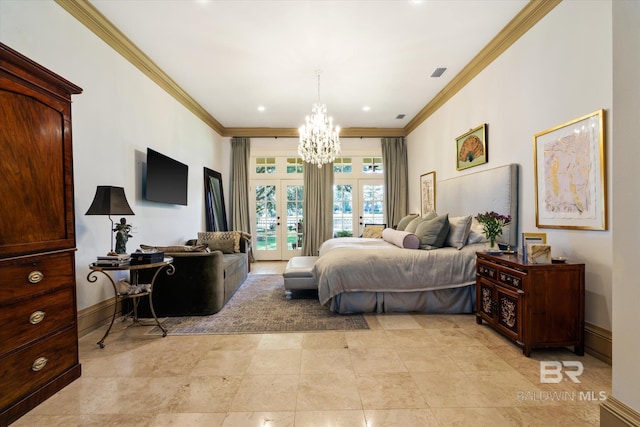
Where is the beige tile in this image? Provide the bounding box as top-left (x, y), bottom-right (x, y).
top-left (12, 414), bottom-right (156, 427)
top-left (364, 409), bottom-right (439, 427)
top-left (395, 347), bottom-right (461, 373)
top-left (356, 372), bottom-right (427, 409)
top-left (151, 412), bottom-right (227, 426)
top-left (294, 410), bottom-right (367, 426)
top-left (302, 331), bottom-right (348, 349)
top-left (431, 407), bottom-right (513, 426)
top-left (349, 347), bottom-right (407, 374)
top-left (190, 350), bottom-right (255, 376)
top-left (230, 374), bottom-right (299, 411)
top-left (222, 411), bottom-right (295, 427)
top-left (258, 333), bottom-right (304, 350)
top-left (300, 348), bottom-right (353, 373)
top-left (375, 314), bottom-right (422, 330)
top-left (498, 405), bottom-right (600, 426)
top-left (247, 349), bottom-right (302, 374)
top-left (296, 372), bottom-right (362, 411)
top-left (412, 313), bottom-right (467, 329)
top-left (167, 375), bottom-right (244, 413)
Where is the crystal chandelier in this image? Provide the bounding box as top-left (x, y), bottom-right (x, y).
top-left (298, 72), bottom-right (340, 168)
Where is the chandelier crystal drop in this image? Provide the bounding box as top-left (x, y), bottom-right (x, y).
top-left (298, 73), bottom-right (340, 168)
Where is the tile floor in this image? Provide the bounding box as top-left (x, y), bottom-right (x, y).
top-left (14, 261), bottom-right (611, 426)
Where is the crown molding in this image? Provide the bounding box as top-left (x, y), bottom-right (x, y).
top-left (54, 0), bottom-right (225, 135)
top-left (404, 0), bottom-right (562, 135)
top-left (223, 127), bottom-right (405, 138)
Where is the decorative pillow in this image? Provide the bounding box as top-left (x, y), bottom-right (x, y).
top-left (381, 228), bottom-right (420, 249)
top-left (396, 214), bottom-right (419, 231)
top-left (446, 215), bottom-right (473, 250)
top-left (205, 238), bottom-right (235, 254)
top-left (404, 211), bottom-right (437, 234)
top-left (140, 244), bottom-right (208, 253)
top-left (362, 224), bottom-right (386, 238)
top-left (415, 213), bottom-right (450, 250)
top-left (198, 231), bottom-right (241, 253)
top-left (466, 218), bottom-right (488, 244)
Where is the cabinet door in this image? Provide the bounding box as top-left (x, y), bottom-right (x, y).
top-left (495, 286), bottom-right (521, 340)
top-left (477, 279), bottom-right (496, 322)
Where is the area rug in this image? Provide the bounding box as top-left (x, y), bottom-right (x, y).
top-left (147, 274), bottom-right (368, 335)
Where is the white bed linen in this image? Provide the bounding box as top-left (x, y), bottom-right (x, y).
top-left (314, 237), bottom-right (484, 306)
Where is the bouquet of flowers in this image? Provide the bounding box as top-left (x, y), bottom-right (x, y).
top-left (475, 211), bottom-right (511, 249)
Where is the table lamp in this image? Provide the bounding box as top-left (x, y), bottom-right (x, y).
top-left (85, 186), bottom-right (135, 254)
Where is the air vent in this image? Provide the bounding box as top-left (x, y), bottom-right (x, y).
top-left (431, 67), bottom-right (447, 77)
top-left (396, 114), bottom-right (406, 120)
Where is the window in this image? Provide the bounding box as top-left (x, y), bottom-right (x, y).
top-left (333, 157), bottom-right (353, 174)
top-left (256, 157), bottom-right (276, 174)
top-left (363, 157), bottom-right (383, 174)
top-left (333, 184), bottom-right (353, 236)
top-left (286, 157), bottom-right (304, 174)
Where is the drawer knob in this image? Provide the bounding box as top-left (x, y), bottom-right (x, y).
top-left (32, 357), bottom-right (48, 372)
top-left (28, 270), bottom-right (44, 284)
top-left (30, 311), bottom-right (46, 325)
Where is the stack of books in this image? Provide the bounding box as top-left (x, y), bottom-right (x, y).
top-left (94, 254), bottom-right (131, 266)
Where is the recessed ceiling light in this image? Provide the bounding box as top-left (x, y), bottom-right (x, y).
top-left (257, 105), bottom-right (266, 112)
top-left (431, 67), bottom-right (447, 78)
top-left (362, 106), bottom-right (371, 112)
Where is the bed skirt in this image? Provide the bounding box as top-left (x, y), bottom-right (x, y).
top-left (328, 284), bottom-right (476, 314)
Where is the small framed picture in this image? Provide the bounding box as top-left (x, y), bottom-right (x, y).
top-left (456, 124), bottom-right (487, 170)
top-left (521, 232), bottom-right (546, 259)
top-left (420, 171), bottom-right (436, 216)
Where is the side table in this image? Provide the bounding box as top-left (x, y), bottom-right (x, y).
top-left (87, 257), bottom-right (175, 348)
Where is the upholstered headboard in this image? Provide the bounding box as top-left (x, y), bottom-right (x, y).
top-left (437, 164), bottom-right (519, 248)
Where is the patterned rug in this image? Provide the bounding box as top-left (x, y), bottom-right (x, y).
top-left (147, 274), bottom-right (368, 335)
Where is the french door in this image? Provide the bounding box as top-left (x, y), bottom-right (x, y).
top-left (251, 180), bottom-right (304, 261)
top-left (333, 179), bottom-right (385, 237)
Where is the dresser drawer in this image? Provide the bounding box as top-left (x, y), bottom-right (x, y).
top-left (477, 262), bottom-right (498, 280)
top-left (0, 251), bottom-right (74, 302)
top-left (0, 287), bottom-right (76, 355)
top-left (0, 326), bottom-right (79, 409)
top-left (497, 267), bottom-right (525, 290)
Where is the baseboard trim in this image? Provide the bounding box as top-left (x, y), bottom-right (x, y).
top-left (584, 322), bottom-right (612, 365)
top-left (601, 396), bottom-right (640, 427)
top-left (77, 297), bottom-right (121, 337)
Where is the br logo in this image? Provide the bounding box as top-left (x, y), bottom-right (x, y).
top-left (540, 361), bottom-right (583, 384)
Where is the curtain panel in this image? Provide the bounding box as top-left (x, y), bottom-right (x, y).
top-left (230, 137), bottom-right (251, 234)
top-left (381, 137), bottom-right (408, 228)
top-left (302, 164), bottom-right (334, 256)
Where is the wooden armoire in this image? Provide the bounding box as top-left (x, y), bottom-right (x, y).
top-left (0, 43), bottom-right (82, 425)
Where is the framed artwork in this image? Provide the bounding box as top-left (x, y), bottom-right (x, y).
top-left (456, 124), bottom-right (487, 170)
top-left (420, 171), bottom-right (436, 216)
top-left (534, 109), bottom-right (607, 230)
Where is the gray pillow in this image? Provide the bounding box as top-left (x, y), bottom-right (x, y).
top-left (404, 211), bottom-right (437, 234)
top-left (396, 214), bottom-right (419, 231)
top-left (446, 215), bottom-right (473, 249)
top-left (415, 213), bottom-right (450, 250)
top-left (203, 238), bottom-right (235, 254)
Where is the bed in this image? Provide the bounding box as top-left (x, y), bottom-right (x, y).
top-left (314, 163), bottom-right (519, 314)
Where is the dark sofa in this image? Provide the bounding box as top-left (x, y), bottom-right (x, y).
top-left (135, 237), bottom-right (249, 317)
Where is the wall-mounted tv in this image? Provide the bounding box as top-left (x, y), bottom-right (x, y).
top-left (145, 148), bottom-right (188, 206)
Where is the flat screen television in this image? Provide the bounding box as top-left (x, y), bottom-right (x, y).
top-left (145, 148), bottom-right (188, 205)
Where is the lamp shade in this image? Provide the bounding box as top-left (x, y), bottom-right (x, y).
top-left (85, 186), bottom-right (135, 216)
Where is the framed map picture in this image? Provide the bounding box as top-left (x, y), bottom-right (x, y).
top-left (534, 109), bottom-right (607, 230)
top-left (420, 171), bottom-right (436, 216)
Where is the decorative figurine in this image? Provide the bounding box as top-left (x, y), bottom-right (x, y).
top-left (113, 217), bottom-right (133, 254)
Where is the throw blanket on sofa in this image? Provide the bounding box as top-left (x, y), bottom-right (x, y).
top-left (314, 237), bottom-right (482, 306)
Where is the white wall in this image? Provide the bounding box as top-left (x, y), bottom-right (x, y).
top-left (611, 0), bottom-right (640, 412)
top-left (407, 1), bottom-right (613, 330)
top-left (0, 1), bottom-right (227, 310)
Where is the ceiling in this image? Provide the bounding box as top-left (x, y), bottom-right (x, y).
top-left (83, 0), bottom-right (534, 136)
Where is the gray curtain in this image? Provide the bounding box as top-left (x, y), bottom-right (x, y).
top-left (302, 164), bottom-right (334, 256)
top-left (230, 137), bottom-right (251, 233)
top-left (381, 137), bottom-right (408, 228)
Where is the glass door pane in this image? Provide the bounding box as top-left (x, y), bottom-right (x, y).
top-left (358, 180), bottom-right (384, 235)
top-left (253, 182), bottom-right (279, 260)
top-left (333, 183), bottom-right (355, 237)
top-left (283, 182), bottom-right (303, 259)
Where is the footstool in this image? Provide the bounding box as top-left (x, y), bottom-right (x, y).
top-left (283, 256), bottom-right (318, 299)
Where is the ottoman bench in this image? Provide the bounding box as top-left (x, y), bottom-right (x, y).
top-left (283, 256), bottom-right (318, 299)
